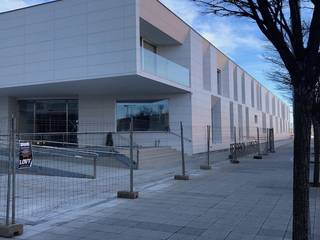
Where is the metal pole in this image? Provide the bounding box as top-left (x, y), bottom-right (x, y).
top-left (130, 117), bottom-right (134, 192)
top-left (6, 121), bottom-right (11, 226)
top-left (270, 128), bottom-right (275, 153)
top-left (180, 122), bottom-right (185, 176)
top-left (136, 147), bottom-right (139, 170)
top-left (233, 126), bottom-right (237, 162)
top-left (93, 156), bottom-right (97, 179)
top-left (257, 127), bottom-right (261, 155)
top-left (207, 125), bottom-right (210, 167)
top-left (11, 115), bottom-right (16, 224)
top-left (266, 128), bottom-right (269, 153)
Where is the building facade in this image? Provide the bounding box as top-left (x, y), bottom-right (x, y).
top-left (0, 0), bottom-right (290, 154)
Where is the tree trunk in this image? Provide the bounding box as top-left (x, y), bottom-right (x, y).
top-left (312, 117), bottom-right (320, 187)
top-left (293, 91), bottom-right (312, 240)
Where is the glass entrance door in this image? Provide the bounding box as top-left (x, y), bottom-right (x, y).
top-left (35, 100), bottom-right (67, 133)
top-left (19, 99), bottom-right (78, 144)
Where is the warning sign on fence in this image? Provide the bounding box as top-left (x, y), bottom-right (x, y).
top-left (18, 141), bottom-right (33, 169)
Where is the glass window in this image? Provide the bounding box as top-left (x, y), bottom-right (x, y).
top-left (229, 102), bottom-right (234, 139)
top-left (241, 73), bottom-right (245, 104)
top-left (217, 69), bottom-right (222, 95)
top-left (142, 39), bottom-right (157, 53)
top-left (251, 80), bottom-right (255, 108)
top-left (18, 99), bottom-right (78, 143)
top-left (116, 100), bottom-right (169, 132)
top-left (233, 67), bottom-right (238, 101)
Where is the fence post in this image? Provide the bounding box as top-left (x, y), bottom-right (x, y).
top-left (254, 127), bottom-right (262, 159)
top-left (231, 126), bottom-right (240, 164)
top-left (11, 116), bottom-right (16, 224)
top-left (5, 126), bottom-right (11, 226)
top-left (0, 114), bottom-right (23, 237)
top-left (262, 128), bottom-right (269, 156)
top-left (93, 155), bottom-right (97, 179)
top-left (117, 117), bottom-right (138, 199)
top-left (200, 125), bottom-right (212, 170)
top-left (175, 122), bottom-right (190, 180)
top-left (129, 120), bottom-right (134, 192)
top-left (136, 147), bottom-right (140, 170)
top-left (270, 128), bottom-right (275, 153)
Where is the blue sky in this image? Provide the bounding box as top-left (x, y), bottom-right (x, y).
top-left (0, 0), bottom-right (289, 105)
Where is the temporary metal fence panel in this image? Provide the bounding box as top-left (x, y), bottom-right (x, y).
top-left (0, 134), bottom-right (10, 225)
top-left (0, 116), bottom-right (277, 226)
top-left (0, 128), bottom-right (131, 224)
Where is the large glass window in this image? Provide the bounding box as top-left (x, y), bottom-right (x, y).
top-left (217, 69), bottom-right (222, 95)
top-left (117, 100), bottom-right (169, 132)
top-left (251, 79), bottom-right (255, 107)
top-left (241, 73), bottom-right (246, 104)
top-left (233, 67), bottom-right (238, 101)
top-left (18, 99), bottom-right (78, 143)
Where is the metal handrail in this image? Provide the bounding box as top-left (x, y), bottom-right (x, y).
top-left (32, 144), bottom-right (99, 158)
top-left (168, 130), bottom-right (192, 143)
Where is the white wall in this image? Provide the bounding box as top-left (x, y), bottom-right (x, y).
top-left (0, 0), bottom-right (138, 88)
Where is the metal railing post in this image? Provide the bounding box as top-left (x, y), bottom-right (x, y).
top-left (129, 117), bottom-right (134, 193)
top-left (267, 128), bottom-right (270, 153)
top-left (1, 114), bottom-right (23, 237)
top-left (11, 115), bottom-right (16, 224)
top-left (180, 122), bottom-right (185, 176)
top-left (136, 147), bottom-right (140, 170)
top-left (231, 126), bottom-right (239, 163)
top-left (254, 127), bottom-right (262, 159)
top-left (270, 128), bottom-right (275, 153)
top-left (174, 122), bottom-right (189, 180)
top-left (263, 128), bottom-right (268, 155)
top-left (93, 156), bottom-right (97, 179)
top-left (117, 117), bottom-right (138, 199)
top-left (6, 128), bottom-right (11, 226)
top-left (207, 125), bottom-right (210, 166)
top-left (201, 125), bottom-right (212, 170)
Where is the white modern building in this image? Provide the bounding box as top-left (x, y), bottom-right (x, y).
top-left (0, 0), bottom-right (290, 154)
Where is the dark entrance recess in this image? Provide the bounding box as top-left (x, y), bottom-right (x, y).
top-left (18, 100), bottom-right (78, 145)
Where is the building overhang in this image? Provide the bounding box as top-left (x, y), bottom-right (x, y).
top-left (0, 75), bottom-right (190, 98)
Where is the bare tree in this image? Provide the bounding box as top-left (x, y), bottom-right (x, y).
top-left (312, 83), bottom-right (320, 187)
top-left (191, 1), bottom-right (320, 239)
top-left (266, 47), bottom-right (320, 188)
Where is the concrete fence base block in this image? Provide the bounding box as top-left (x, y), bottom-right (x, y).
top-left (200, 165), bottom-right (212, 170)
top-left (253, 155), bottom-right (263, 159)
top-left (174, 175), bottom-right (190, 180)
top-left (0, 224), bottom-right (23, 238)
top-left (117, 191), bottom-right (139, 199)
top-left (230, 160), bottom-right (240, 164)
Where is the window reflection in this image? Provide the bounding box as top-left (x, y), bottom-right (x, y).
top-left (117, 100), bottom-right (169, 131)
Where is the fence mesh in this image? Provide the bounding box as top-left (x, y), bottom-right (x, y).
top-left (0, 117), bottom-right (276, 225)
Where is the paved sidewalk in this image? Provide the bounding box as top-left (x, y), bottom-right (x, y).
top-left (14, 142), bottom-right (320, 240)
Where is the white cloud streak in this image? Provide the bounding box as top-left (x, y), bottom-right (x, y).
top-left (199, 20), bottom-right (266, 54)
top-left (160, 0), bottom-right (200, 25)
top-left (160, 0), bottom-right (265, 55)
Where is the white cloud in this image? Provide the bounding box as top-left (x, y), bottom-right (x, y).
top-left (0, 0), bottom-right (27, 12)
top-left (199, 20), bottom-right (266, 55)
top-left (160, 0), bottom-right (200, 25)
top-left (160, 0), bottom-right (265, 55)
